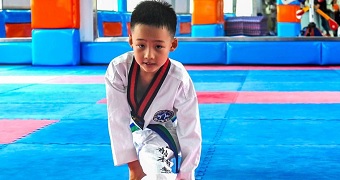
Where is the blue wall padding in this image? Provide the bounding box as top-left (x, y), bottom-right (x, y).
top-left (32, 29), bottom-right (80, 66)
top-left (118, 0), bottom-right (128, 12)
top-left (175, 15), bottom-right (181, 36)
top-left (277, 0), bottom-right (301, 5)
top-left (0, 11), bottom-right (5, 37)
top-left (97, 11), bottom-right (122, 22)
top-left (122, 12), bottom-right (131, 36)
top-left (179, 14), bottom-right (191, 22)
top-left (81, 42), bottom-right (131, 64)
top-left (321, 42), bottom-right (340, 65)
top-left (170, 42), bottom-right (226, 64)
top-left (226, 41), bottom-right (321, 65)
top-left (277, 22), bottom-right (301, 37)
top-left (224, 13), bottom-right (236, 20)
top-left (3, 10), bottom-right (31, 23)
top-left (192, 24), bottom-right (224, 37)
top-left (0, 42), bottom-right (31, 64)
top-left (97, 11), bottom-right (123, 37)
top-left (81, 41), bottom-right (226, 65)
top-left (177, 14), bottom-right (191, 36)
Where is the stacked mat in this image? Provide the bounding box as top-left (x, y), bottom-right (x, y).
top-left (225, 16), bottom-right (268, 36)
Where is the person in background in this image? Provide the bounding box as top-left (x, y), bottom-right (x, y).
top-left (331, 0), bottom-right (340, 36)
top-left (264, 0), bottom-right (277, 35)
top-left (315, 0), bottom-right (332, 36)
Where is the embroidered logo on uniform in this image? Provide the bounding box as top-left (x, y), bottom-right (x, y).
top-left (153, 110), bottom-right (174, 123)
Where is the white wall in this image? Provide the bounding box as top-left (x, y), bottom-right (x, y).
top-left (97, 0), bottom-right (118, 11)
top-left (0, 0), bottom-right (31, 10)
top-left (128, 0), bottom-right (189, 13)
top-left (224, 0), bottom-right (234, 13)
top-left (80, 0), bottom-right (94, 41)
top-left (127, 0), bottom-right (140, 12)
top-left (175, 0), bottom-right (189, 13)
top-left (236, 0), bottom-right (253, 16)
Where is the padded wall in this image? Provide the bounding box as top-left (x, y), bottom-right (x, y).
top-left (191, 0), bottom-right (224, 37)
top-left (81, 42), bottom-right (131, 64)
top-left (2, 10), bottom-right (32, 37)
top-left (226, 41), bottom-right (321, 65)
top-left (177, 14), bottom-right (191, 36)
top-left (32, 29), bottom-right (80, 66)
top-left (321, 42), bottom-right (340, 65)
top-left (31, 0), bottom-right (80, 29)
top-left (0, 11), bottom-right (5, 37)
top-left (0, 42), bottom-right (31, 64)
top-left (80, 41), bottom-right (226, 65)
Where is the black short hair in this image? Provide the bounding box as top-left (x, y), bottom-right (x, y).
top-left (130, 0), bottom-right (177, 37)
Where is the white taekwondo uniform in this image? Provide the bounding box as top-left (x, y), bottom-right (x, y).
top-left (105, 51), bottom-right (202, 180)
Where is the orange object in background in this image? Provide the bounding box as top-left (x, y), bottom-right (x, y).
top-left (31, 0), bottom-right (80, 29)
top-left (192, 0), bottom-right (224, 25)
top-left (277, 4), bottom-right (300, 23)
top-left (103, 22), bottom-right (123, 37)
top-left (180, 22), bottom-right (191, 34)
top-left (5, 23), bottom-right (32, 37)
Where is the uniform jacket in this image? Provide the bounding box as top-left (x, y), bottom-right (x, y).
top-left (105, 51), bottom-right (202, 179)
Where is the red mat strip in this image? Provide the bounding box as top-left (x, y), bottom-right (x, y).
top-left (236, 92), bottom-right (340, 103)
top-left (98, 91), bottom-right (340, 104)
top-left (0, 76), bottom-right (104, 84)
top-left (196, 92), bottom-right (238, 103)
top-left (45, 76), bottom-right (104, 84)
top-left (0, 119), bottom-right (58, 144)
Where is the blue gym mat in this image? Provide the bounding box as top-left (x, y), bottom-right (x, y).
top-left (227, 104), bottom-right (340, 120)
top-left (0, 144), bottom-right (129, 180)
top-left (1, 65), bottom-right (340, 179)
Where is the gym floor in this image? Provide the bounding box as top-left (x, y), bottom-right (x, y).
top-left (1, 65), bottom-right (340, 179)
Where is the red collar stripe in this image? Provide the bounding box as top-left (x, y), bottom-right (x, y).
top-left (127, 58), bottom-right (171, 125)
top-left (138, 59), bottom-right (170, 117)
top-left (127, 60), bottom-right (138, 112)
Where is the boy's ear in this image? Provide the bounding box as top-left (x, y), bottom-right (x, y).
top-left (170, 38), bottom-right (178, 51)
top-left (128, 34), bottom-right (133, 47)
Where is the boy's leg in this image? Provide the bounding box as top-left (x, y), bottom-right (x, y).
top-left (133, 128), bottom-right (178, 179)
top-left (139, 144), bottom-right (175, 174)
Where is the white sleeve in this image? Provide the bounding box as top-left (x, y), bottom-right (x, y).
top-left (174, 76), bottom-right (202, 180)
top-left (105, 61), bottom-right (138, 166)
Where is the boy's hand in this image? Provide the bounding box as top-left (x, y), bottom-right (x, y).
top-left (128, 160), bottom-right (146, 180)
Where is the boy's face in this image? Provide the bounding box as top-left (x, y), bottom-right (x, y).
top-left (129, 24), bottom-right (178, 74)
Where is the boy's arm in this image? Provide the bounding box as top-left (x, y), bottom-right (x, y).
top-left (105, 62), bottom-right (138, 166)
top-left (175, 79), bottom-right (202, 180)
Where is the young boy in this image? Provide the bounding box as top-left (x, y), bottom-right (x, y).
top-left (104, 1), bottom-right (202, 180)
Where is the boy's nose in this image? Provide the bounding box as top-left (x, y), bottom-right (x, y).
top-left (144, 48), bottom-right (155, 60)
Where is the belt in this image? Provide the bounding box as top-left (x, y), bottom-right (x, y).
top-left (130, 123), bottom-right (179, 173)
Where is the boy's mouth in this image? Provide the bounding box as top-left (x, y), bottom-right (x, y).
top-left (144, 62), bottom-right (155, 65)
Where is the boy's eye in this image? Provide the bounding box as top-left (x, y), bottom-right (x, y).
top-left (137, 45), bottom-right (145, 48)
top-left (156, 45), bottom-right (164, 49)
